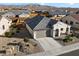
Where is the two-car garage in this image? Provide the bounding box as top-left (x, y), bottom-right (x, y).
top-left (33, 29), bottom-right (52, 39)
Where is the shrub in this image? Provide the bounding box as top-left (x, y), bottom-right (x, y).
top-left (11, 28), bottom-right (20, 33)
top-left (10, 23), bottom-right (16, 28)
top-left (16, 30), bottom-right (20, 33)
top-left (75, 33), bottom-right (79, 38)
top-left (63, 35), bottom-right (73, 42)
top-left (76, 35), bottom-right (79, 38)
top-left (10, 28), bottom-right (17, 33)
top-left (5, 32), bottom-right (12, 37)
top-left (24, 37), bottom-right (29, 42)
top-left (63, 39), bottom-right (68, 42)
top-left (70, 33), bottom-right (74, 37)
top-left (11, 32), bottom-right (15, 35)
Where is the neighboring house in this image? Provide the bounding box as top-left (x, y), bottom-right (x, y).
top-left (2, 12), bottom-right (15, 17)
top-left (49, 10), bottom-right (69, 16)
top-left (26, 16), bottom-right (71, 39)
top-left (61, 14), bottom-right (79, 29)
top-left (9, 10), bottom-right (31, 17)
top-left (0, 16), bottom-right (12, 35)
top-left (19, 13), bottom-right (30, 18)
top-left (49, 10), bottom-right (69, 20)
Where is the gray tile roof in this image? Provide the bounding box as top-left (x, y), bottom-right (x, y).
top-left (3, 10), bottom-right (30, 17)
top-left (27, 16), bottom-right (44, 30)
top-left (0, 11), bottom-right (6, 16)
top-left (0, 16), bottom-right (2, 21)
top-left (47, 20), bottom-right (58, 28)
top-left (26, 16), bottom-right (58, 30)
top-left (49, 10), bottom-right (69, 16)
top-left (34, 17), bottom-right (51, 30)
top-left (8, 10), bottom-right (30, 15)
top-left (2, 12), bottom-right (15, 17)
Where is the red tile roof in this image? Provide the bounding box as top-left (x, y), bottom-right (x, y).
top-left (71, 14), bottom-right (79, 21)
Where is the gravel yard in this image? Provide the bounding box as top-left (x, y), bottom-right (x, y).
top-left (0, 37), bottom-right (44, 56)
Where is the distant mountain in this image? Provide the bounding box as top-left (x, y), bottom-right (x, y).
top-left (23, 4), bottom-right (57, 11)
top-left (23, 4), bottom-right (79, 13)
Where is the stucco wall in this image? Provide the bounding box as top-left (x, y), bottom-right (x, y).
top-left (0, 17), bottom-right (12, 35)
top-left (52, 21), bottom-right (71, 37)
top-left (26, 24), bottom-right (47, 39)
top-left (54, 22), bottom-right (68, 33)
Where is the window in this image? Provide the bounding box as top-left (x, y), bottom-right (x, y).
top-left (61, 28), bottom-right (63, 31)
top-left (70, 21), bottom-right (73, 25)
top-left (65, 20), bottom-right (68, 24)
top-left (60, 20), bottom-right (62, 22)
top-left (55, 29), bottom-right (59, 37)
top-left (76, 22), bottom-right (79, 24)
top-left (2, 25), bottom-right (5, 30)
top-left (15, 15), bottom-right (19, 18)
top-left (66, 28), bottom-right (69, 32)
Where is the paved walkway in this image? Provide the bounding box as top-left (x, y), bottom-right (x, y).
top-left (35, 37), bottom-right (62, 51)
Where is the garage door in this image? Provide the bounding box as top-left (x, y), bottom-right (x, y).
top-left (34, 30), bottom-right (46, 39)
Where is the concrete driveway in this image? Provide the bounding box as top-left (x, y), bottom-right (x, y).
top-left (36, 37), bottom-right (62, 51)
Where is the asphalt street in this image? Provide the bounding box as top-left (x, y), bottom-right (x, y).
top-left (59, 49), bottom-right (79, 56)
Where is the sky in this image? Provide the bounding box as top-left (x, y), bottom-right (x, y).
top-left (44, 3), bottom-right (79, 8)
top-left (0, 3), bottom-right (79, 8)
top-left (0, 0), bottom-right (78, 8)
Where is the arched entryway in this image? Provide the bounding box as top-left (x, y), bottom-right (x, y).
top-left (55, 29), bottom-right (59, 37)
top-left (66, 27), bottom-right (70, 34)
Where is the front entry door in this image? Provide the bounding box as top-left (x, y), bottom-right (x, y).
top-left (55, 29), bottom-right (59, 37)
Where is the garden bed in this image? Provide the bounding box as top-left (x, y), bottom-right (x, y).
top-left (56, 36), bottom-right (79, 46)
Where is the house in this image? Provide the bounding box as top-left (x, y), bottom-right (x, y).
top-left (49, 10), bottom-right (69, 16)
top-left (0, 16), bottom-right (12, 35)
top-left (19, 13), bottom-right (30, 18)
top-left (61, 14), bottom-right (79, 29)
top-left (26, 16), bottom-right (71, 39)
top-left (9, 10), bottom-right (31, 17)
top-left (49, 10), bottom-right (69, 20)
top-left (33, 10), bottom-right (50, 17)
top-left (2, 12), bottom-right (15, 17)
